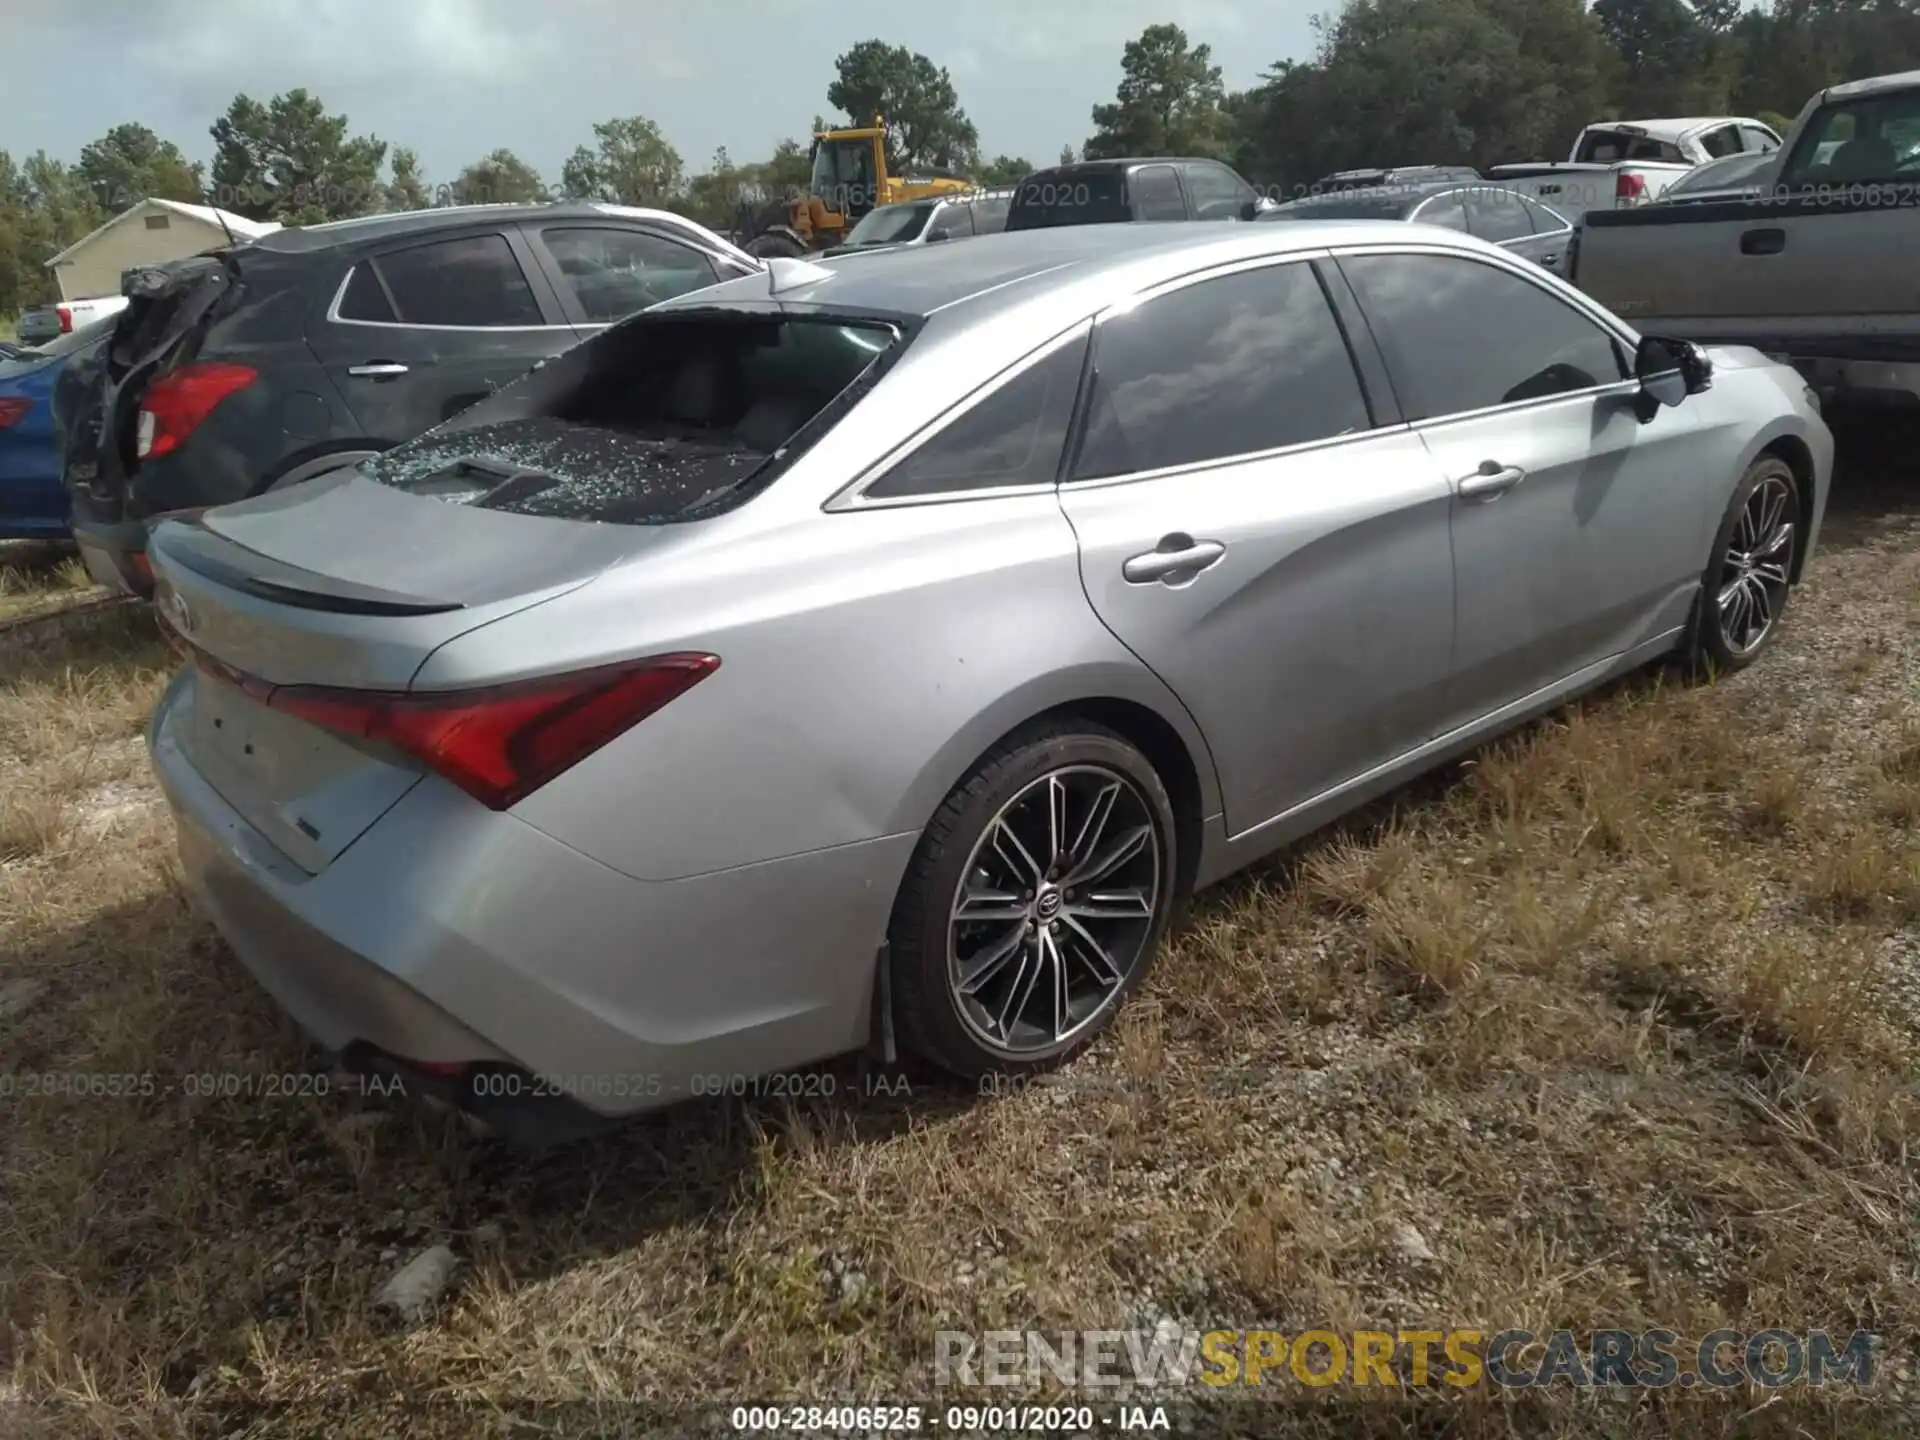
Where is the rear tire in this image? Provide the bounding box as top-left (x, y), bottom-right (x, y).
top-left (886, 720), bottom-right (1178, 1081)
top-left (1682, 455), bottom-right (1800, 677)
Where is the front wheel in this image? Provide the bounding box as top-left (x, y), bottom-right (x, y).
top-left (886, 721), bottom-right (1178, 1080)
top-left (1683, 455), bottom-right (1800, 676)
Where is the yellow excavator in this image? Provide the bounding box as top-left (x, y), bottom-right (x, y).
top-left (735, 116), bottom-right (975, 257)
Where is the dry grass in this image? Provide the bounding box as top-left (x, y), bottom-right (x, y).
top-left (0, 544), bottom-right (99, 625)
top-left (2, 476), bottom-right (1919, 1438)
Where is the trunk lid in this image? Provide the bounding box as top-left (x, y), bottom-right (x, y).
top-left (149, 468), bottom-right (666, 872)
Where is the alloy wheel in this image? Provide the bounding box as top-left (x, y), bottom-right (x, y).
top-left (1717, 474), bottom-right (1795, 656)
top-left (946, 765), bottom-right (1162, 1056)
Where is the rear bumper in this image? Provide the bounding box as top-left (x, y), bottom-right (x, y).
top-left (148, 670), bottom-right (913, 1138)
top-left (72, 517), bottom-right (152, 595)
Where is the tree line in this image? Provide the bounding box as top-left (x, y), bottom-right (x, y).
top-left (6, 0), bottom-right (1919, 316)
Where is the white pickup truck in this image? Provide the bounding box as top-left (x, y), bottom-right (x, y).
top-left (1570, 70), bottom-right (1920, 412)
top-left (1488, 116), bottom-right (1783, 223)
top-left (15, 294), bottom-right (130, 348)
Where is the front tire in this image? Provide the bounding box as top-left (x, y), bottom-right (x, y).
top-left (1683, 456), bottom-right (1800, 676)
top-left (886, 721), bottom-right (1178, 1081)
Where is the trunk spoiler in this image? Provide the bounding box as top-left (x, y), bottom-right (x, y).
top-left (150, 516), bottom-right (465, 618)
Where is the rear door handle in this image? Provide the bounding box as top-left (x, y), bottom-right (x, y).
top-left (1122, 534), bottom-right (1227, 585)
top-left (347, 362), bottom-right (409, 377)
top-left (1457, 462), bottom-right (1527, 500)
top-left (1740, 228), bottom-right (1785, 256)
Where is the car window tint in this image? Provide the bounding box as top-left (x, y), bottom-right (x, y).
top-left (1516, 195), bottom-right (1569, 234)
top-left (1462, 188), bottom-right (1532, 242)
top-left (1072, 262), bottom-right (1371, 481)
top-left (337, 263), bottom-right (397, 322)
top-left (1342, 254), bottom-right (1626, 421)
top-left (866, 336), bottom-right (1086, 499)
top-left (1699, 125), bottom-right (1743, 159)
top-left (1132, 165), bottom-right (1186, 221)
top-left (927, 205), bottom-right (974, 241)
top-left (374, 234), bottom-right (544, 327)
top-left (1184, 162), bottom-right (1253, 220)
top-left (1411, 190), bottom-right (1469, 231)
top-left (543, 228), bottom-right (717, 323)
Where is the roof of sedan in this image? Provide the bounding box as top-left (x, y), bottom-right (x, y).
top-left (248, 202), bottom-right (722, 254)
top-left (653, 220), bottom-right (1442, 326)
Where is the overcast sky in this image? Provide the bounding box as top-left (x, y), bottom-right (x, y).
top-left (6, 0), bottom-right (1320, 190)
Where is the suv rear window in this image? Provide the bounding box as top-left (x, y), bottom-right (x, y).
top-left (1006, 169), bottom-right (1132, 229)
top-left (362, 314), bottom-right (901, 524)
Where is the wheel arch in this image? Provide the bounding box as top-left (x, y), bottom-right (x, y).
top-left (887, 665), bottom-right (1223, 903)
top-left (1751, 431), bottom-right (1817, 584)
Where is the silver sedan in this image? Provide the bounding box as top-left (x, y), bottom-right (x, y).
top-left (144, 220), bottom-right (1830, 1141)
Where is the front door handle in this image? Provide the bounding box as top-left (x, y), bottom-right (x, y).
top-left (1122, 534), bottom-right (1227, 585)
top-left (347, 362), bottom-right (409, 378)
top-left (1457, 462), bottom-right (1527, 500)
top-left (1740, 228), bottom-right (1785, 256)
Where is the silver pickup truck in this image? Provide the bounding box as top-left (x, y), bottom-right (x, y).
top-left (1571, 69), bottom-right (1920, 410)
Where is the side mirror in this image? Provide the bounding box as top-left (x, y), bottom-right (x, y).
top-left (1634, 335), bottom-right (1712, 410)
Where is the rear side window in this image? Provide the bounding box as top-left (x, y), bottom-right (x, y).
top-left (1698, 125), bottom-right (1743, 159)
top-left (372, 234), bottom-right (545, 327)
top-left (865, 334), bottom-right (1086, 499)
top-left (1006, 170), bottom-right (1132, 229)
top-left (336, 264), bottom-right (396, 322)
top-left (1517, 195), bottom-right (1570, 232)
top-left (543, 228), bottom-right (717, 322)
top-left (1072, 262), bottom-right (1371, 481)
top-left (972, 196), bottom-right (1011, 232)
top-left (1341, 253), bottom-right (1626, 421)
top-left (1183, 162), bottom-right (1255, 220)
top-left (926, 205), bottom-right (975, 242)
top-left (1132, 165), bottom-right (1186, 221)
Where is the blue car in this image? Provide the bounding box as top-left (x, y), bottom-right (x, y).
top-left (0, 318), bottom-right (114, 539)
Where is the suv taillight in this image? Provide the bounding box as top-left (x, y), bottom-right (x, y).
top-left (56, 305), bottom-right (72, 334)
top-left (1615, 172), bottom-right (1647, 202)
top-left (175, 640), bottom-right (720, 810)
top-left (137, 362), bottom-right (257, 459)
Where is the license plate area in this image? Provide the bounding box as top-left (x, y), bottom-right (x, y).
top-left (180, 670), bottom-right (421, 874)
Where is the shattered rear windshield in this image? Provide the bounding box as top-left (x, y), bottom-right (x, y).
top-left (361, 314), bottom-right (899, 524)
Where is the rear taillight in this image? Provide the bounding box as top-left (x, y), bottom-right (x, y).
top-left (183, 646), bottom-right (719, 810)
top-left (0, 398), bottom-right (32, 429)
top-left (56, 305), bottom-right (72, 334)
top-left (137, 362), bottom-right (257, 460)
top-left (1615, 172), bottom-right (1647, 202)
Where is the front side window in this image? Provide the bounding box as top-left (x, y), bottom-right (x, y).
top-left (926, 205), bottom-right (975, 241)
top-left (1462, 188), bottom-right (1532, 243)
top-left (543, 228), bottom-right (717, 322)
top-left (1072, 262), bottom-right (1372, 481)
top-left (1340, 253), bottom-right (1626, 421)
top-left (372, 233), bottom-right (545, 327)
top-left (1782, 92), bottom-right (1920, 187)
top-left (843, 203), bottom-right (933, 247)
top-left (1739, 124), bottom-right (1781, 154)
top-left (1132, 165), bottom-right (1187, 221)
top-left (865, 334), bottom-right (1086, 499)
top-left (1184, 162), bottom-right (1254, 220)
top-left (1698, 125), bottom-right (1744, 160)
